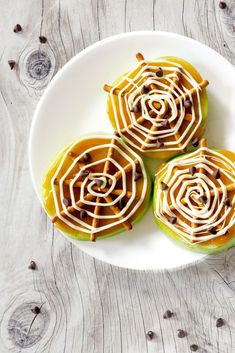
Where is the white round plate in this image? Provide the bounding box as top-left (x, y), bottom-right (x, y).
top-left (29, 31), bottom-right (235, 270)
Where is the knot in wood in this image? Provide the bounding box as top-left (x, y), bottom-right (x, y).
top-left (26, 51), bottom-right (51, 80)
top-left (7, 302), bottom-right (49, 348)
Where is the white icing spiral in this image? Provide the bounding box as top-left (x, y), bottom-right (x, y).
top-left (155, 147), bottom-right (235, 244)
top-left (110, 59), bottom-right (205, 152)
top-left (50, 135), bottom-right (148, 234)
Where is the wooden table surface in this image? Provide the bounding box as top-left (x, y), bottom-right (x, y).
top-left (1, 0), bottom-right (235, 352)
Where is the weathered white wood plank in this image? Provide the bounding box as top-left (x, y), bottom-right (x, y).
top-left (0, 0), bottom-right (235, 352)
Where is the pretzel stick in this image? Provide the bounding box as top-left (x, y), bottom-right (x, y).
top-left (175, 80), bottom-right (209, 105)
top-left (108, 159), bottom-right (139, 184)
top-left (136, 52), bottom-right (145, 61)
top-left (104, 195), bottom-right (132, 230)
top-left (103, 84), bottom-right (123, 96)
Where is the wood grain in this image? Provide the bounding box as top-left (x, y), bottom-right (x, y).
top-left (0, 0), bottom-right (235, 352)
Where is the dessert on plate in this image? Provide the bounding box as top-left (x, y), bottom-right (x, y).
top-left (104, 52), bottom-right (209, 158)
top-left (43, 133), bottom-right (151, 241)
top-left (153, 138), bottom-right (235, 253)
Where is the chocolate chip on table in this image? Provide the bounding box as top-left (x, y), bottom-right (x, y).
top-left (80, 153), bottom-right (91, 163)
top-left (216, 317), bottom-right (225, 327)
top-left (13, 24), bottom-right (22, 33)
top-left (63, 198), bottom-right (71, 207)
top-left (163, 310), bottom-right (173, 319)
top-left (219, 1), bottom-right (227, 9)
top-left (184, 99), bottom-right (192, 109)
top-left (146, 330), bottom-right (154, 340)
top-left (212, 168), bottom-right (221, 179)
top-left (94, 178), bottom-right (103, 187)
top-left (189, 166), bottom-right (196, 176)
top-left (80, 209), bottom-right (87, 219)
top-left (208, 226), bottom-right (217, 235)
top-left (177, 329), bottom-right (187, 338)
top-left (39, 35), bottom-right (47, 44)
top-left (79, 169), bottom-right (90, 178)
top-left (199, 195), bottom-right (207, 205)
top-left (190, 344), bottom-right (199, 352)
top-left (141, 85), bottom-right (150, 94)
top-left (156, 67), bottom-right (163, 77)
top-left (168, 216), bottom-right (177, 224)
top-left (28, 260), bottom-right (36, 270)
top-left (191, 137), bottom-right (199, 147)
top-left (134, 171), bottom-right (142, 181)
top-left (223, 198), bottom-right (231, 207)
top-left (31, 306), bottom-right (40, 315)
top-left (8, 60), bottom-right (16, 70)
top-left (156, 139), bottom-right (164, 148)
top-left (161, 181), bottom-right (169, 191)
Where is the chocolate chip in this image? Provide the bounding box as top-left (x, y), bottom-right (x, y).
top-left (189, 166), bottom-right (196, 176)
top-left (79, 169), bottom-right (90, 178)
top-left (184, 100), bottom-right (192, 109)
top-left (80, 209), bottom-right (87, 219)
top-left (118, 199), bottom-right (126, 209)
top-left (146, 331), bottom-right (154, 340)
top-left (223, 198), bottom-right (231, 207)
top-left (219, 1), bottom-right (227, 9)
top-left (133, 102), bottom-right (141, 113)
top-left (141, 85), bottom-right (150, 94)
top-left (163, 310), bottom-right (173, 319)
top-left (28, 260), bottom-right (36, 270)
top-left (190, 344), bottom-right (199, 352)
top-left (134, 171), bottom-right (142, 181)
top-left (39, 36), bottom-right (47, 44)
top-left (168, 216), bottom-right (177, 224)
top-left (13, 24), bottom-right (22, 33)
top-left (31, 306), bottom-right (40, 314)
top-left (191, 137), bottom-right (199, 147)
top-left (161, 181), bottom-right (169, 190)
top-left (156, 67), bottom-right (163, 77)
top-left (80, 153), bottom-right (91, 163)
top-left (63, 198), bottom-right (71, 207)
top-left (177, 329), bottom-right (187, 338)
top-left (216, 318), bottom-right (225, 327)
top-left (8, 60), bottom-right (16, 70)
top-left (212, 168), bottom-right (221, 179)
top-left (199, 195), bottom-right (207, 205)
top-left (208, 226), bottom-right (217, 235)
top-left (161, 120), bottom-right (169, 128)
top-left (94, 178), bottom-right (103, 187)
top-left (156, 139), bottom-right (164, 148)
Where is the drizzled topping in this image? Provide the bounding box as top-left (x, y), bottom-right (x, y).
top-left (104, 53), bottom-right (209, 153)
top-left (50, 134), bottom-right (148, 241)
top-left (155, 139), bottom-right (235, 245)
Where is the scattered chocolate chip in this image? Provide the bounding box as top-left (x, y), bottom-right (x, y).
top-left (191, 137), bottom-right (199, 147)
top-left (134, 171), bottom-right (142, 181)
top-left (94, 178), bottom-right (103, 187)
top-left (216, 318), bottom-right (225, 327)
top-left (161, 181), bottom-right (169, 191)
top-left (190, 344), bottom-right (199, 352)
top-left (184, 100), bottom-right (192, 109)
top-left (133, 102), bottom-right (141, 113)
top-left (212, 168), bottom-right (221, 179)
top-left (168, 216), bottom-right (177, 224)
top-left (13, 24), bottom-right (22, 33)
top-left (28, 260), bottom-right (36, 270)
top-left (31, 306), bottom-right (40, 315)
top-left (199, 195), bottom-right (207, 205)
top-left (8, 60), bottom-right (16, 70)
top-left (80, 209), bottom-right (87, 219)
top-left (219, 1), bottom-right (227, 9)
top-left (223, 198), bottom-right (231, 207)
top-left (80, 153), bottom-right (91, 163)
top-left (146, 331), bottom-right (154, 341)
top-left (141, 85), bottom-right (150, 94)
top-left (208, 226), bottom-right (217, 235)
top-left (161, 120), bottom-right (169, 128)
top-left (63, 198), bottom-right (71, 207)
top-left (115, 131), bottom-right (121, 138)
top-left (177, 329), bottom-right (187, 338)
top-left (163, 310), bottom-right (173, 319)
top-left (156, 139), bottom-right (164, 148)
top-left (156, 67), bottom-right (163, 77)
top-left (189, 166), bottom-right (196, 176)
top-left (118, 199), bottom-right (126, 209)
top-left (79, 169), bottom-right (90, 178)
top-left (39, 35), bottom-right (47, 43)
